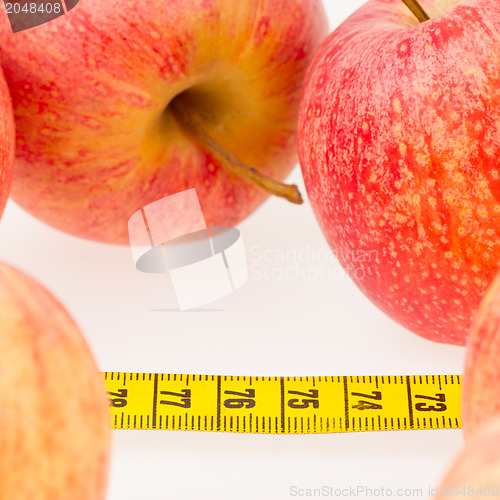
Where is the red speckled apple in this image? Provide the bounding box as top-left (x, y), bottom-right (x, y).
top-left (0, 0), bottom-right (328, 244)
top-left (433, 272), bottom-right (500, 498)
top-left (0, 66), bottom-right (14, 218)
top-left (298, 0), bottom-right (500, 345)
top-left (434, 416), bottom-right (500, 499)
top-left (462, 270), bottom-right (500, 439)
top-left (0, 263), bottom-right (110, 500)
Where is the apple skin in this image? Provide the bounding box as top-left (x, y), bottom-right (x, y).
top-left (0, 263), bottom-right (110, 500)
top-left (298, 0), bottom-right (500, 345)
top-left (433, 272), bottom-right (500, 497)
top-left (462, 270), bottom-right (500, 439)
top-left (0, 0), bottom-right (328, 244)
top-left (0, 65), bottom-right (15, 219)
top-left (434, 416), bottom-right (500, 499)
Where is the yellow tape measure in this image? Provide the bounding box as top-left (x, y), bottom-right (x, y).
top-left (103, 372), bottom-right (462, 433)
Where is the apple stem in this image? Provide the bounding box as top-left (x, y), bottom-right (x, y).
top-left (170, 101), bottom-right (303, 205)
top-left (400, 0), bottom-right (430, 22)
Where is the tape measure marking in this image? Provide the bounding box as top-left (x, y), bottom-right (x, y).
top-left (103, 373), bottom-right (462, 433)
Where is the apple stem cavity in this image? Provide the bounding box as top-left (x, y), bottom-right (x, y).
top-left (401, 0), bottom-right (430, 23)
top-left (170, 100), bottom-right (303, 205)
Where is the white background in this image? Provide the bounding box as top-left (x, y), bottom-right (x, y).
top-left (0, 2), bottom-right (467, 499)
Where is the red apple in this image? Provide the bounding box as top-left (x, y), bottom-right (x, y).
top-left (0, 65), bottom-right (15, 219)
top-left (0, 262), bottom-right (110, 500)
top-left (462, 270), bottom-right (500, 439)
top-left (0, 0), bottom-right (328, 244)
top-left (298, 0), bottom-right (500, 345)
top-left (434, 416), bottom-right (500, 499)
top-left (434, 273), bottom-right (500, 497)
